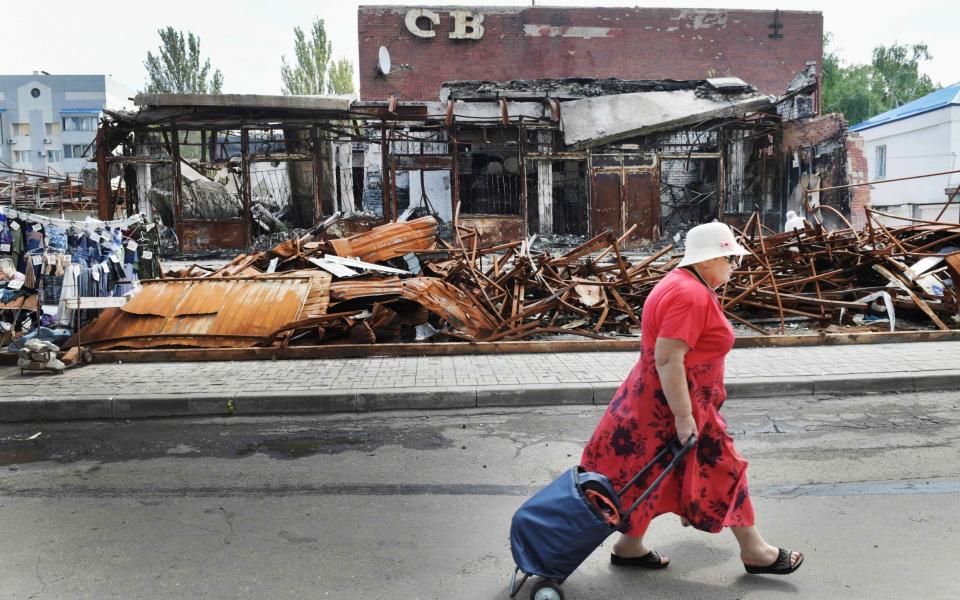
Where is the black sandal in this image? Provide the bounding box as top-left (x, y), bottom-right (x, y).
top-left (744, 547), bottom-right (804, 575)
top-left (610, 550), bottom-right (670, 569)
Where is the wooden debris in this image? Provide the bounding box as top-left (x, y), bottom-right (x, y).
top-left (76, 210), bottom-right (960, 351)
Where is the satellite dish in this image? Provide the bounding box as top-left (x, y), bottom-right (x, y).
top-left (377, 46), bottom-right (392, 76)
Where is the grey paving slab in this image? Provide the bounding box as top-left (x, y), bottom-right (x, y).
top-left (1, 340), bottom-right (960, 421)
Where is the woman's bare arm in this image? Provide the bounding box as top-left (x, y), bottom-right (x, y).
top-left (654, 337), bottom-right (697, 442)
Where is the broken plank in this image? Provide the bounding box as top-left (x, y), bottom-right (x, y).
top-left (873, 263), bottom-right (949, 330)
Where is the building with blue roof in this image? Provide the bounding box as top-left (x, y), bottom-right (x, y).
top-left (849, 82), bottom-right (960, 223)
top-left (0, 73), bottom-right (134, 177)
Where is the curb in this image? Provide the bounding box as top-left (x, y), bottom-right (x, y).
top-left (235, 390), bottom-right (356, 415)
top-left (726, 378), bottom-right (814, 398)
top-left (0, 395), bottom-right (113, 422)
top-left (914, 370), bottom-right (960, 392)
top-left (357, 386), bottom-right (477, 411)
top-left (476, 383), bottom-right (594, 408)
top-left (3, 372), bottom-right (960, 423)
top-left (112, 393), bottom-right (236, 419)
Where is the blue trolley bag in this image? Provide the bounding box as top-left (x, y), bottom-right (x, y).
top-left (508, 435), bottom-right (696, 597)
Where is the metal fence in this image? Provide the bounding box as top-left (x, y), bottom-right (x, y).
top-left (458, 173), bottom-right (523, 215)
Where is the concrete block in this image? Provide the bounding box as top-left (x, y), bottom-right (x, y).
top-left (235, 390), bottom-right (356, 415)
top-left (476, 383), bottom-right (593, 408)
top-left (112, 393), bottom-right (235, 419)
top-left (0, 397), bottom-right (113, 422)
top-left (726, 378), bottom-right (814, 399)
top-left (813, 374), bottom-right (914, 395)
top-left (356, 386), bottom-right (477, 412)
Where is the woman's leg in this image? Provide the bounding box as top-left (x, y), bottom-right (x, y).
top-left (612, 534), bottom-right (669, 564)
top-left (730, 525), bottom-right (802, 567)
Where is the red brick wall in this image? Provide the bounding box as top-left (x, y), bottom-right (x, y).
top-left (359, 6), bottom-right (822, 100)
top-left (846, 133), bottom-right (870, 229)
top-left (782, 114), bottom-right (844, 149)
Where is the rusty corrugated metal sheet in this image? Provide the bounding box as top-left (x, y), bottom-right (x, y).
top-left (265, 239), bottom-right (300, 259)
top-left (330, 277), bottom-right (403, 304)
top-left (328, 216), bottom-right (437, 263)
top-left (207, 254), bottom-right (262, 278)
top-left (177, 220), bottom-right (247, 253)
top-left (77, 277), bottom-right (314, 349)
top-left (400, 277), bottom-right (497, 339)
top-left (254, 270), bottom-right (332, 319)
top-left (121, 281), bottom-right (194, 316)
top-left (458, 216), bottom-right (526, 247)
top-left (321, 215), bottom-right (386, 239)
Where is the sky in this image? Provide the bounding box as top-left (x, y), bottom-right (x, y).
top-left (2, 1), bottom-right (956, 96)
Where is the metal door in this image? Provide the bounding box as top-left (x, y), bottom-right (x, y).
top-left (589, 155), bottom-right (660, 241)
top-left (623, 170), bottom-right (660, 241)
top-left (590, 171), bottom-right (622, 237)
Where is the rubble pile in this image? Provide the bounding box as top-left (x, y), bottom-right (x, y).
top-left (71, 210), bottom-right (960, 351)
top-left (723, 210), bottom-right (960, 334)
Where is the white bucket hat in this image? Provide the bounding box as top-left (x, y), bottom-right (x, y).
top-left (678, 221), bottom-right (750, 267)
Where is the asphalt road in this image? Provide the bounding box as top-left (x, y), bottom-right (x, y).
top-left (1, 390), bottom-right (959, 599)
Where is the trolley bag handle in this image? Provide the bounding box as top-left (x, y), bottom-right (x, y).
top-left (618, 434), bottom-right (697, 522)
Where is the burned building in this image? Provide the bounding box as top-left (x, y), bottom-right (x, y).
top-left (352, 74), bottom-right (866, 245)
top-left (5, 5), bottom-right (857, 254)
top-left (77, 5), bottom-right (864, 251)
top-left (89, 71), bottom-right (866, 251)
top-left (92, 94), bottom-right (359, 252)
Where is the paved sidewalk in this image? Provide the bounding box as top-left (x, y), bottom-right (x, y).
top-left (2, 340), bottom-right (960, 421)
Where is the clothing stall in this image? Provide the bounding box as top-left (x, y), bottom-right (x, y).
top-left (0, 208), bottom-right (160, 353)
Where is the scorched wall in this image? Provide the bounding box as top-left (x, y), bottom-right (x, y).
top-left (359, 6), bottom-right (822, 100)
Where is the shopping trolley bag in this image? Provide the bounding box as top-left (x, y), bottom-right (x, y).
top-left (508, 435), bottom-right (696, 598)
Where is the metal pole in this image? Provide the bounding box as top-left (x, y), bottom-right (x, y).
top-left (208, 129), bottom-right (218, 162)
top-left (807, 168), bottom-right (960, 194)
top-left (718, 129), bottom-right (726, 221)
top-left (519, 124), bottom-right (528, 233)
top-left (934, 183), bottom-right (960, 221)
top-left (170, 128), bottom-right (183, 251)
top-left (240, 128), bottom-right (252, 246)
top-left (312, 125), bottom-right (323, 224)
top-left (381, 123), bottom-right (391, 221)
top-left (96, 124), bottom-right (110, 220)
top-left (451, 128), bottom-right (460, 223)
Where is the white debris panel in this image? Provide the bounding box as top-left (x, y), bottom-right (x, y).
top-left (560, 90), bottom-right (774, 149)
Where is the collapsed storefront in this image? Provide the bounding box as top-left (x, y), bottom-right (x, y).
top-left (90, 71), bottom-right (863, 251)
top-left (93, 94), bottom-right (361, 253)
top-left (354, 70), bottom-right (865, 247)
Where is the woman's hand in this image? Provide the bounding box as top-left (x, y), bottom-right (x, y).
top-left (674, 414), bottom-right (697, 444)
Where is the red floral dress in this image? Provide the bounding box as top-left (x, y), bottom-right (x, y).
top-left (581, 268), bottom-right (755, 535)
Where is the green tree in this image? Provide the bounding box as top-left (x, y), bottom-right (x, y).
top-left (328, 57), bottom-right (355, 96)
top-left (869, 43), bottom-right (937, 108)
top-left (821, 33), bottom-right (939, 125)
top-left (143, 27), bottom-right (224, 94)
top-left (281, 17), bottom-right (354, 95)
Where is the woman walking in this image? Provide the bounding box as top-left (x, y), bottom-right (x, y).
top-left (581, 221), bottom-right (803, 575)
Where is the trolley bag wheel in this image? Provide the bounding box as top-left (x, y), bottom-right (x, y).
top-left (530, 579), bottom-right (564, 600)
